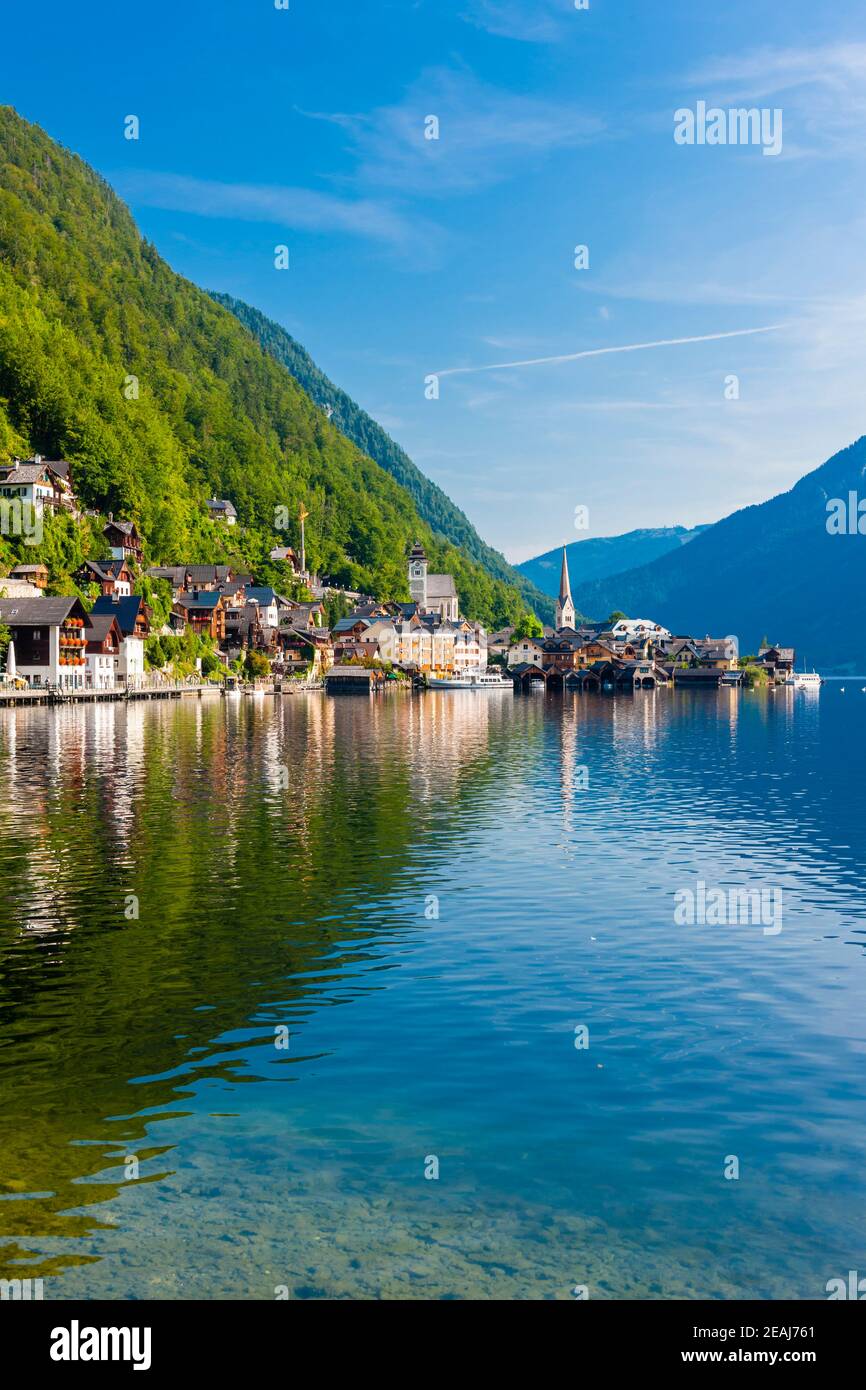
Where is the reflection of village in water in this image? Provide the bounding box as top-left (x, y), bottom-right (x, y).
top-left (0, 684), bottom-right (859, 1298)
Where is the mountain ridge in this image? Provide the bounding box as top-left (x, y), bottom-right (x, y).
top-left (569, 439), bottom-right (866, 672)
top-left (519, 525), bottom-right (709, 597)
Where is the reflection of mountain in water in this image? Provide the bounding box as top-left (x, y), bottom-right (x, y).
top-left (0, 694), bottom-right (524, 1274)
top-left (0, 689), bottom-right (864, 1294)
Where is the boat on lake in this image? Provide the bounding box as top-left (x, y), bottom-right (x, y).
top-left (785, 670), bottom-right (824, 689)
top-left (427, 669), bottom-right (513, 690)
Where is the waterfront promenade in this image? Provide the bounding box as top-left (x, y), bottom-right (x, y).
top-left (0, 681), bottom-right (223, 707)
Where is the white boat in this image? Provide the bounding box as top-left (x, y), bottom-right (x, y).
top-left (427, 669), bottom-right (513, 690)
top-left (470, 669), bottom-right (513, 689)
top-left (785, 670), bottom-right (823, 689)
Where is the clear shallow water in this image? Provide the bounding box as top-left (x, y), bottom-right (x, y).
top-left (0, 686), bottom-right (865, 1300)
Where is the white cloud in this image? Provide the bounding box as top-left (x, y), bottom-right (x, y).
top-left (461, 0), bottom-right (573, 44)
top-left (302, 67), bottom-right (604, 195)
top-left (112, 170), bottom-right (417, 246)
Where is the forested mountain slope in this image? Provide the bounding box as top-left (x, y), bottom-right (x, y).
top-left (0, 106), bottom-right (530, 627)
top-left (211, 291), bottom-right (554, 623)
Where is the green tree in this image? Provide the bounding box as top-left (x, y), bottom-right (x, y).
top-left (201, 648), bottom-right (222, 678)
top-left (511, 610), bottom-right (544, 642)
top-left (244, 649), bottom-right (270, 679)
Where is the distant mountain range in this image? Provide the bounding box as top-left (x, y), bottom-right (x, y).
top-left (519, 526), bottom-right (709, 596)
top-left (562, 439), bottom-right (866, 673)
top-left (210, 292), bottom-right (554, 625)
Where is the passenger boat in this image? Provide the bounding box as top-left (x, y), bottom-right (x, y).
top-left (784, 670), bottom-right (823, 689)
top-left (427, 669), bottom-right (513, 690)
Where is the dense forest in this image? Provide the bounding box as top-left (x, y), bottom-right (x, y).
top-left (211, 292), bottom-right (555, 624)
top-left (0, 107), bottom-right (534, 628)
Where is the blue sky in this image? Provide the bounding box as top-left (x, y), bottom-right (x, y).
top-left (5, 0), bottom-right (866, 560)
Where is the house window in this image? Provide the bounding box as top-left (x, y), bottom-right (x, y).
top-left (32, 629), bottom-right (41, 640)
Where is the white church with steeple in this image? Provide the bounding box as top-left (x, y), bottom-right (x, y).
top-left (408, 541), bottom-right (459, 622)
top-left (555, 547), bottom-right (576, 631)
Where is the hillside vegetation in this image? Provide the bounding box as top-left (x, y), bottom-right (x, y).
top-left (0, 106), bottom-right (530, 627)
top-left (211, 291), bottom-right (554, 624)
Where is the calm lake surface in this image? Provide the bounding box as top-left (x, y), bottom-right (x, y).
top-left (1, 686), bottom-right (865, 1300)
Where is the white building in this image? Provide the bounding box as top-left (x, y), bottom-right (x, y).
top-left (507, 636), bottom-right (546, 668)
top-left (0, 578), bottom-right (43, 599)
top-left (407, 542), bottom-right (459, 623)
top-left (90, 595), bottom-right (149, 688)
top-left (0, 457), bottom-right (75, 534)
top-left (369, 614), bottom-right (486, 675)
top-left (0, 596), bottom-right (90, 689)
top-left (206, 498), bottom-right (237, 525)
top-left (610, 617), bottom-right (672, 642)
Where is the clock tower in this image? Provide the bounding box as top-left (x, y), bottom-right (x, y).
top-left (408, 541), bottom-right (428, 609)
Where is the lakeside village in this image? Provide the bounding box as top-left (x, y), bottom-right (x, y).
top-left (0, 456), bottom-right (808, 703)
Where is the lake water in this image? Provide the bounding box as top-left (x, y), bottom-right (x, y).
top-left (1, 686), bottom-right (865, 1300)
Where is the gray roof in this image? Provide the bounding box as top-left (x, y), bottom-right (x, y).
top-left (206, 498), bottom-right (237, 516)
top-left (0, 463), bottom-right (54, 484)
top-left (148, 564), bottom-right (233, 586)
top-left (2, 457), bottom-right (72, 481)
top-left (0, 596), bottom-right (79, 625)
top-left (760, 645), bottom-right (795, 660)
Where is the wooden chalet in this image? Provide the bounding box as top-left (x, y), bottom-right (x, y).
top-left (172, 590), bottom-right (225, 642)
top-left (8, 563), bottom-right (49, 590)
top-left (103, 517), bottom-right (143, 563)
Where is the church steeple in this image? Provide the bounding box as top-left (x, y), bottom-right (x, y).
top-left (556, 547), bottom-right (575, 631)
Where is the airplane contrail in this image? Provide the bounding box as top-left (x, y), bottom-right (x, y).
top-left (435, 324), bottom-right (786, 377)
